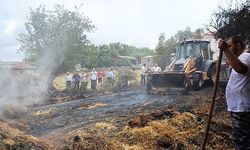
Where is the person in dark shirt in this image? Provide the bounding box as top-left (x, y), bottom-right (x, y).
top-left (72, 71), bottom-right (81, 94)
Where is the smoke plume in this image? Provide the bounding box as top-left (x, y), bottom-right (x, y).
top-left (0, 44), bottom-right (68, 114)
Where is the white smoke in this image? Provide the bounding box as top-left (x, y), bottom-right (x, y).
top-left (0, 45), bottom-right (68, 112)
top-left (0, 5), bottom-right (93, 113)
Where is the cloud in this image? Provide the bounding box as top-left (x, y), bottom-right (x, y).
top-left (0, 46), bottom-right (24, 62)
top-left (0, 19), bottom-right (25, 61)
top-left (5, 20), bottom-right (18, 35)
top-left (83, 0), bottom-right (223, 48)
top-left (0, 0), bottom-right (227, 60)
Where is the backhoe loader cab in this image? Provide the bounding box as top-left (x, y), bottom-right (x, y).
top-left (147, 39), bottom-right (216, 94)
top-left (170, 39), bottom-right (212, 71)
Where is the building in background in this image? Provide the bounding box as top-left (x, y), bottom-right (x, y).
top-left (140, 55), bottom-right (155, 69)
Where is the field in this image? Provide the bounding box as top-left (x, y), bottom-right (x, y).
top-left (0, 71), bottom-right (233, 150)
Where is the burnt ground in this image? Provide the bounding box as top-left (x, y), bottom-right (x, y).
top-left (18, 87), bottom-right (179, 137)
top-left (2, 86), bottom-right (233, 149)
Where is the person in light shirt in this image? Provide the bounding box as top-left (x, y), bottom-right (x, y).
top-left (163, 65), bottom-right (170, 73)
top-left (91, 68), bottom-right (97, 90)
top-left (106, 68), bottom-right (115, 86)
top-left (141, 64), bottom-right (146, 85)
top-left (218, 36), bottom-right (250, 150)
top-left (65, 72), bottom-right (72, 92)
top-left (151, 63), bottom-right (162, 72)
top-left (106, 68), bottom-right (115, 80)
top-left (80, 71), bottom-right (88, 94)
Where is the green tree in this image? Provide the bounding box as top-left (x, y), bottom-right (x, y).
top-left (109, 42), bottom-right (153, 57)
top-left (155, 33), bottom-right (166, 55)
top-left (154, 27), bottom-right (194, 68)
top-left (84, 42), bottom-right (153, 67)
top-left (174, 26), bottom-right (193, 42)
top-left (96, 44), bottom-right (115, 67)
top-left (17, 5), bottom-right (95, 75)
top-left (208, 0), bottom-right (250, 44)
top-left (83, 44), bottom-right (98, 69)
top-left (194, 28), bottom-right (204, 39)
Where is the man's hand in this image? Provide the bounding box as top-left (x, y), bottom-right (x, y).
top-left (218, 39), bottom-right (228, 51)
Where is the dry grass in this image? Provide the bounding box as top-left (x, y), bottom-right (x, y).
top-left (1, 86), bottom-right (233, 149)
top-left (0, 120), bottom-right (52, 150)
top-left (88, 102), bottom-right (108, 109)
top-left (0, 121), bottom-right (23, 136)
top-left (77, 102), bottom-right (108, 110)
top-left (117, 126), bottom-right (159, 149)
top-left (95, 122), bottom-right (116, 131)
top-left (32, 108), bottom-right (55, 116)
top-left (38, 88), bottom-right (233, 150)
top-left (53, 74), bottom-right (66, 91)
top-left (114, 112), bottom-right (202, 150)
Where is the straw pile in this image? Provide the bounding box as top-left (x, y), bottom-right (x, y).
top-left (0, 120), bottom-right (52, 150)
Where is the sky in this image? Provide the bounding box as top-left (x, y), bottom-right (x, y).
top-left (0, 0), bottom-right (227, 61)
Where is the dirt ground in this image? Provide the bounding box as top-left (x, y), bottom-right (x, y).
top-left (0, 85), bottom-right (234, 150)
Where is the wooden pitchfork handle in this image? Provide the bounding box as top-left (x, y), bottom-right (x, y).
top-left (201, 49), bottom-right (223, 150)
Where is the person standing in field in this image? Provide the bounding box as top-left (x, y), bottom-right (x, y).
top-left (218, 36), bottom-right (250, 150)
top-left (141, 64), bottom-right (146, 85)
top-left (91, 68), bottom-right (97, 90)
top-left (72, 71), bottom-right (81, 94)
top-left (65, 72), bottom-right (72, 93)
top-left (106, 68), bottom-right (115, 86)
top-left (151, 63), bottom-right (161, 72)
top-left (80, 71), bottom-right (88, 94)
top-left (97, 69), bottom-right (105, 84)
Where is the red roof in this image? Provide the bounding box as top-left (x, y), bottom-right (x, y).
top-left (13, 62), bottom-right (36, 70)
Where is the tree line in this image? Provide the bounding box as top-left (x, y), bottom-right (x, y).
top-left (17, 5), bottom-right (153, 75)
top-left (82, 43), bottom-right (153, 69)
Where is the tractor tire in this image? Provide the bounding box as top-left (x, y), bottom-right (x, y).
top-left (192, 73), bottom-right (203, 91)
top-left (183, 78), bottom-right (190, 94)
top-left (207, 63), bottom-right (216, 85)
top-left (193, 78), bottom-right (203, 91)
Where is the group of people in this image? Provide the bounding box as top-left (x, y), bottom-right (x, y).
top-left (65, 71), bottom-right (87, 94)
top-left (140, 63), bottom-right (169, 85)
top-left (65, 68), bottom-right (116, 94)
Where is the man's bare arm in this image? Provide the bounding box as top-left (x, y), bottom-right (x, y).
top-left (224, 50), bottom-right (248, 74)
top-left (218, 40), bottom-right (248, 74)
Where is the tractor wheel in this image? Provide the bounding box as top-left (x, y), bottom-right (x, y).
top-left (211, 70), bottom-right (216, 83)
top-left (183, 78), bottom-right (190, 94)
top-left (184, 79), bottom-right (188, 90)
top-left (207, 63), bottom-right (216, 85)
top-left (192, 76), bottom-right (203, 91)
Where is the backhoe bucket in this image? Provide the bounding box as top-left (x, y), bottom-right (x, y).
top-left (147, 72), bottom-right (185, 94)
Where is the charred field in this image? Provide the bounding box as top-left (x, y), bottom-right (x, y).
top-left (0, 86), bottom-right (233, 150)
